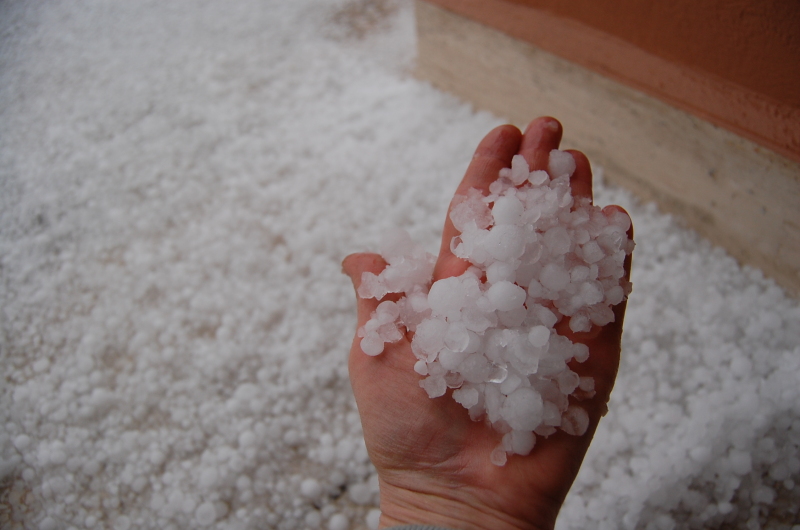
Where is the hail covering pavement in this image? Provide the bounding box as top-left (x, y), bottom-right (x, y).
top-left (1, 1), bottom-right (798, 529)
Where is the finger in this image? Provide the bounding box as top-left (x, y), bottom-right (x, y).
top-left (566, 149), bottom-right (593, 204)
top-left (342, 252), bottom-right (387, 327)
top-left (519, 116), bottom-right (563, 171)
top-left (434, 124), bottom-right (522, 279)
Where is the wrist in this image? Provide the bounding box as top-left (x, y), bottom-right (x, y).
top-left (377, 477), bottom-right (554, 530)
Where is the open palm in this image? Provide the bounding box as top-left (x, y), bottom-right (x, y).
top-left (343, 117), bottom-right (632, 530)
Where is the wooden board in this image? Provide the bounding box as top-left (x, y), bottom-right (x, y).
top-left (415, 0), bottom-right (800, 296)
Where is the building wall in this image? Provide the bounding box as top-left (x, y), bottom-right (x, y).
top-left (422, 0), bottom-right (800, 162)
top-left (506, 0), bottom-right (800, 107)
top-left (415, 0), bottom-right (800, 294)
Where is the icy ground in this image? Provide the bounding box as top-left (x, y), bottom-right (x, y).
top-left (0, 1), bottom-right (798, 529)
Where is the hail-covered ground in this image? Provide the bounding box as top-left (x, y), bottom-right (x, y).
top-left (0, 1), bottom-right (798, 529)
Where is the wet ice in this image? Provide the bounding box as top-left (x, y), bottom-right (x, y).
top-left (358, 150), bottom-right (633, 464)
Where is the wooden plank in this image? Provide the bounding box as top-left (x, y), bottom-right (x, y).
top-left (415, 0), bottom-right (800, 295)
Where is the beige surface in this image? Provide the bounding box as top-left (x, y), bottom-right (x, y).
top-left (415, 0), bottom-right (800, 295)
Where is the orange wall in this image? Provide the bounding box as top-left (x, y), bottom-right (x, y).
top-left (506, 0), bottom-right (800, 108)
top-left (422, 0), bottom-right (800, 162)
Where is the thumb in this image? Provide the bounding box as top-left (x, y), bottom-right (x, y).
top-left (342, 252), bottom-right (387, 326)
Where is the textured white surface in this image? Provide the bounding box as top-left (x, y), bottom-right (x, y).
top-left (1, 1), bottom-right (798, 529)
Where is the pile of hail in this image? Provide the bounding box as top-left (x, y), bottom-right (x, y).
top-left (357, 151), bottom-right (634, 466)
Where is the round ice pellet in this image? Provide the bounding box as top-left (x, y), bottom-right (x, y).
top-left (544, 226), bottom-right (571, 256)
top-left (413, 360), bottom-right (428, 375)
top-left (428, 276), bottom-right (465, 318)
top-left (444, 322), bottom-right (470, 352)
top-left (375, 300), bottom-right (400, 323)
top-left (547, 149), bottom-right (576, 178)
top-left (195, 502), bottom-right (217, 526)
top-left (560, 405), bottom-right (589, 436)
top-left (492, 195), bottom-right (523, 225)
top-left (366, 509), bottom-right (382, 530)
top-left (360, 333), bottom-right (384, 356)
top-left (528, 325), bottom-right (550, 347)
top-left (484, 225), bottom-right (525, 261)
top-left (487, 281), bottom-right (526, 311)
top-left (486, 261), bottom-right (516, 284)
top-left (328, 513), bottom-right (348, 530)
top-left (539, 263), bottom-right (570, 291)
top-left (412, 318), bottom-right (448, 357)
top-left (300, 478), bottom-right (322, 499)
top-left (510, 429), bottom-right (536, 456)
top-left (509, 154), bottom-right (530, 185)
top-left (501, 387), bottom-right (544, 431)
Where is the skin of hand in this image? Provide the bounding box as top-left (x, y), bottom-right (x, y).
top-left (342, 117), bottom-right (633, 530)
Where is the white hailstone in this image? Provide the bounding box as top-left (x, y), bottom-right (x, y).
top-left (366, 509), bottom-right (382, 530)
top-left (450, 188), bottom-right (493, 231)
top-left (581, 240), bottom-right (605, 264)
top-left (195, 502), bottom-right (217, 526)
top-left (490, 444), bottom-right (508, 466)
top-left (444, 322), bottom-right (470, 352)
top-left (492, 195), bottom-right (524, 225)
top-left (557, 370), bottom-right (581, 394)
top-left (239, 430), bottom-right (257, 447)
top-left (306, 511), bottom-right (323, 528)
top-left (14, 434), bottom-right (31, 450)
top-left (484, 225), bottom-right (526, 261)
top-left (412, 318), bottom-right (448, 359)
top-left (509, 154), bottom-right (531, 185)
top-left (528, 326), bottom-right (550, 347)
top-left (439, 348), bottom-right (468, 371)
top-left (300, 478), bottom-right (322, 499)
top-left (501, 387), bottom-right (544, 431)
top-left (569, 313), bottom-right (591, 333)
top-left (452, 387), bottom-right (480, 409)
top-left (360, 332), bottom-right (384, 356)
top-left (540, 263), bottom-right (571, 292)
top-left (500, 373), bottom-right (523, 395)
top-left (510, 429), bottom-right (536, 456)
top-left (487, 281), bottom-right (526, 312)
top-left (413, 360), bottom-right (428, 375)
top-left (379, 228), bottom-right (417, 265)
top-left (542, 401), bottom-right (562, 426)
top-left (428, 277), bottom-right (466, 319)
top-left (348, 481), bottom-right (372, 505)
top-left (605, 285), bottom-right (625, 305)
top-left (544, 226), bottom-right (571, 256)
top-left (357, 272), bottom-right (385, 300)
top-left (328, 513), bottom-right (348, 530)
top-left (560, 406), bottom-right (590, 436)
top-left (38, 518), bottom-right (58, 530)
top-left (528, 169), bottom-right (549, 186)
top-left (486, 261), bottom-right (516, 284)
top-left (199, 467), bottom-right (218, 489)
top-left (420, 375), bottom-right (447, 398)
top-left (529, 304), bottom-right (558, 328)
top-left (376, 300), bottom-right (400, 322)
top-left (547, 149), bottom-right (576, 178)
top-left (459, 353), bottom-right (493, 383)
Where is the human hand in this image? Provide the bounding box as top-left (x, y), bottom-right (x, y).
top-left (343, 117), bottom-right (632, 530)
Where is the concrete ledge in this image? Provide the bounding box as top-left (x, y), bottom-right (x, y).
top-left (415, 0), bottom-right (800, 295)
